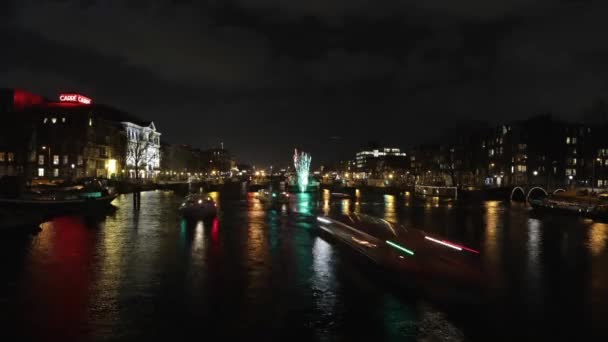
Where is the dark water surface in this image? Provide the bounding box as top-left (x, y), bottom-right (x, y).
top-left (2, 189), bottom-right (608, 341)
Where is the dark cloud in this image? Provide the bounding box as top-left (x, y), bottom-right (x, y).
top-left (1, 0), bottom-right (607, 167)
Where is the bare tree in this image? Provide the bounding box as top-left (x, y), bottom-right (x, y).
top-left (127, 133), bottom-right (154, 180)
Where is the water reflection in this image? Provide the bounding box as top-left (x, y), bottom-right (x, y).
top-left (4, 190), bottom-right (608, 340)
top-left (526, 218), bottom-right (542, 304)
top-left (246, 199), bottom-right (269, 303)
top-left (341, 199), bottom-right (350, 215)
top-left (483, 201), bottom-right (501, 261)
top-left (384, 195), bottom-right (396, 222)
top-left (295, 192), bottom-right (312, 215)
top-left (23, 216), bottom-right (95, 340)
top-left (588, 223), bottom-right (608, 256)
top-left (312, 236), bottom-right (336, 327)
top-left (193, 220), bottom-right (205, 254)
top-left (322, 190), bottom-right (330, 216)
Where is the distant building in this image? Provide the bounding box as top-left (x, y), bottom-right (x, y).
top-left (202, 148), bottom-right (235, 174)
top-left (160, 143), bottom-right (204, 180)
top-left (0, 88), bottom-right (161, 180)
top-left (123, 121), bottom-right (161, 179)
top-left (355, 145), bottom-right (408, 177)
top-left (417, 114), bottom-right (607, 189)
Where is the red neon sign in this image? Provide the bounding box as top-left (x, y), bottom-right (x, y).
top-left (59, 93), bottom-right (92, 105)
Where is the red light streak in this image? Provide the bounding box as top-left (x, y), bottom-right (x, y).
top-left (424, 236), bottom-right (480, 254)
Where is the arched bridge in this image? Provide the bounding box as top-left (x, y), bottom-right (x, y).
top-left (509, 186), bottom-right (566, 202)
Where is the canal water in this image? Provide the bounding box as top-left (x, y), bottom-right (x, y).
top-left (2, 189), bottom-right (608, 341)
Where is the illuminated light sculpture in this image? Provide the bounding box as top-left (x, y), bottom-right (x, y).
top-left (293, 149), bottom-right (311, 193)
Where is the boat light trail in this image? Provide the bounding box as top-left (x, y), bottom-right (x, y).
top-left (317, 217), bottom-right (332, 224)
top-left (424, 236), bottom-right (480, 254)
top-left (318, 225), bottom-right (334, 235)
top-left (386, 240), bottom-right (415, 256)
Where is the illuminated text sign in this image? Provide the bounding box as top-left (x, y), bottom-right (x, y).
top-left (59, 93), bottom-right (92, 105)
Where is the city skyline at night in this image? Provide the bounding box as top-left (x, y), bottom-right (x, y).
top-left (2, 0), bottom-right (608, 165)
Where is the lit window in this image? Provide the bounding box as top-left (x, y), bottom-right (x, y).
top-left (53, 155), bottom-right (59, 165)
top-left (53, 168), bottom-right (59, 177)
top-left (43, 118), bottom-right (48, 124)
top-left (62, 117), bottom-right (66, 123)
top-left (38, 168), bottom-right (44, 177)
top-left (63, 155), bottom-right (68, 165)
top-left (0, 152), bottom-right (4, 162)
top-left (7, 153), bottom-right (14, 162)
top-left (52, 118), bottom-right (57, 124)
top-left (89, 117), bottom-right (93, 126)
top-left (38, 155), bottom-right (44, 165)
top-left (566, 137), bottom-right (570, 144)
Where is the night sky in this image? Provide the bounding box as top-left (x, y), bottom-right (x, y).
top-left (2, 0), bottom-right (607, 167)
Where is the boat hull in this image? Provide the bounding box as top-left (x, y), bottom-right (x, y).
top-left (178, 204), bottom-right (217, 219)
top-left (316, 214), bottom-right (486, 303)
top-left (0, 195), bottom-right (117, 215)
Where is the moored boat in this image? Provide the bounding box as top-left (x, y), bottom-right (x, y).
top-left (0, 178), bottom-right (116, 214)
top-left (256, 189), bottom-right (290, 205)
top-left (529, 190), bottom-right (608, 219)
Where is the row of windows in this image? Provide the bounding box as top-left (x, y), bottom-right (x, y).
top-left (489, 147), bottom-right (504, 156)
top-left (127, 128), bottom-right (160, 145)
top-left (37, 168), bottom-right (84, 178)
top-left (0, 152), bottom-right (15, 162)
top-left (43, 117), bottom-right (66, 124)
top-left (38, 155), bottom-right (83, 166)
top-left (43, 117), bottom-right (93, 126)
top-left (566, 137), bottom-right (578, 145)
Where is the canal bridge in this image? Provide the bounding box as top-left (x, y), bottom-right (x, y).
top-left (509, 185), bottom-right (567, 202)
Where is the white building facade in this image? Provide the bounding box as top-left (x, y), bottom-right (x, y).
top-left (122, 121), bottom-right (161, 179)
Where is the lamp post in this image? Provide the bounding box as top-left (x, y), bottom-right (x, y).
top-left (42, 145), bottom-right (51, 177)
top-left (592, 157), bottom-right (601, 194)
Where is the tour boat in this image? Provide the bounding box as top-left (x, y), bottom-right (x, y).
top-left (178, 194), bottom-right (217, 219)
top-left (315, 213), bottom-right (485, 299)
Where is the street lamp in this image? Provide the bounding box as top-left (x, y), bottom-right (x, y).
top-left (41, 145), bottom-right (51, 177)
top-left (592, 157), bottom-right (601, 194)
top-left (533, 170), bottom-right (538, 176)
